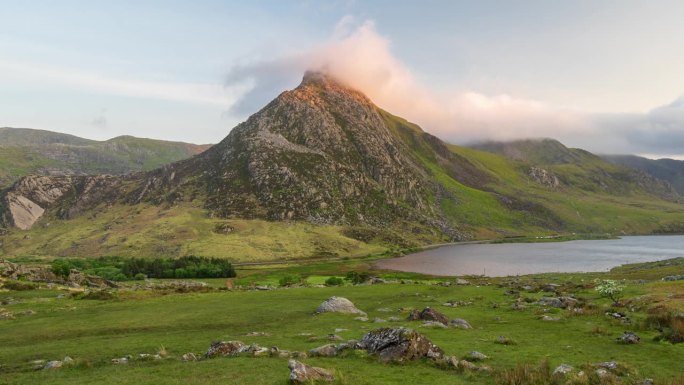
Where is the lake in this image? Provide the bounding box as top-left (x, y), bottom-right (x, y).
top-left (375, 235), bottom-right (684, 277)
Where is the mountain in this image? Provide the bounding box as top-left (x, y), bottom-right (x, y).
top-left (471, 139), bottom-right (678, 199)
top-left (0, 73), bottom-right (682, 260)
top-left (602, 154), bottom-right (684, 196)
top-left (0, 127), bottom-right (212, 189)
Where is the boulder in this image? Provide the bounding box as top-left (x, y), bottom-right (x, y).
top-left (617, 331), bottom-right (640, 344)
top-left (553, 364), bottom-right (573, 375)
top-left (181, 353), bottom-right (198, 362)
top-left (450, 318), bottom-right (472, 329)
top-left (421, 321), bottom-right (448, 329)
top-left (315, 297), bottom-right (365, 315)
top-left (407, 307), bottom-right (449, 326)
top-left (308, 344), bottom-right (338, 357)
top-left (43, 360), bottom-right (63, 370)
top-left (662, 275), bottom-right (684, 281)
top-left (288, 360), bottom-right (334, 384)
top-left (542, 315), bottom-right (562, 321)
top-left (455, 278), bottom-right (470, 285)
top-left (537, 296), bottom-right (577, 309)
top-left (205, 340), bottom-right (246, 358)
top-left (465, 351), bottom-right (488, 361)
top-left (360, 327), bottom-right (444, 363)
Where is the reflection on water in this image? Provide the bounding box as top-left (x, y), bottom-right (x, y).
top-left (375, 235), bottom-right (684, 277)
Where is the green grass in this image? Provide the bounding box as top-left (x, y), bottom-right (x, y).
top-left (1, 261), bottom-right (683, 384)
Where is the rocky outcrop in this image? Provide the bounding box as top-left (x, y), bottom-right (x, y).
top-left (528, 167), bottom-right (561, 188)
top-left (359, 327), bottom-right (444, 362)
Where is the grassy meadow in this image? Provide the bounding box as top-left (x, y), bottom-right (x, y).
top-left (1, 257), bottom-right (683, 384)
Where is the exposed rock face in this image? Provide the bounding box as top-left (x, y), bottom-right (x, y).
top-left (529, 167), bottom-right (561, 188)
top-left (359, 327), bottom-right (444, 362)
top-left (1, 175), bottom-right (127, 230)
top-left (315, 297), bottom-right (366, 315)
top-left (288, 360), bottom-right (334, 384)
top-left (407, 307), bottom-right (449, 326)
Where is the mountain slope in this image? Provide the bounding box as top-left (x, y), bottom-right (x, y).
top-left (0, 127), bottom-right (211, 188)
top-left (603, 154), bottom-right (684, 196)
top-left (0, 73), bottom-right (682, 260)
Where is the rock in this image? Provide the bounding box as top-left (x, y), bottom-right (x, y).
top-left (205, 340), bottom-right (245, 358)
top-left (373, 318), bottom-right (387, 323)
top-left (542, 315), bottom-right (562, 321)
top-left (521, 285), bottom-right (535, 291)
top-left (370, 277), bottom-right (386, 284)
top-left (553, 364), bottom-right (573, 375)
top-left (537, 296), bottom-right (577, 309)
top-left (388, 316), bottom-right (401, 322)
top-left (376, 307), bottom-right (393, 312)
top-left (455, 278), bottom-right (470, 285)
top-left (328, 334), bottom-right (343, 341)
top-left (245, 331), bottom-right (271, 337)
top-left (111, 357), bottom-right (129, 365)
top-left (62, 356), bottom-right (74, 365)
top-left (43, 360), bottom-right (63, 369)
top-left (407, 307), bottom-right (449, 326)
top-left (458, 359), bottom-right (478, 370)
top-left (495, 335), bottom-right (513, 345)
top-left (443, 300), bottom-right (473, 307)
top-left (466, 351), bottom-right (488, 361)
top-left (596, 368), bottom-right (609, 377)
top-left (354, 316), bottom-right (369, 322)
top-left (640, 379), bottom-right (654, 385)
top-left (598, 361), bottom-right (618, 370)
top-left (333, 328), bottom-right (348, 333)
top-left (243, 343), bottom-right (270, 357)
top-left (288, 360), bottom-right (334, 384)
top-left (542, 283), bottom-right (561, 292)
top-left (450, 318), bottom-right (472, 329)
top-left (181, 353), bottom-right (198, 362)
top-left (31, 359), bottom-right (46, 370)
top-left (360, 327), bottom-right (444, 362)
top-left (315, 297), bottom-right (365, 315)
top-left (662, 275), bottom-right (684, 281)
top-left (337, 340), bottom-right (364, 351)
top-left (308, 344), bottom-right (338, 357)
top-left (421, 321), bottom-right (448, 329)
top-left (617, 331), bottom-right (640, 344)
top-left (529, 167), bottom-right (561, 188)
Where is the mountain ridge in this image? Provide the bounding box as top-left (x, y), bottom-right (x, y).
top-left (1, 72), bottom-right (682, 260)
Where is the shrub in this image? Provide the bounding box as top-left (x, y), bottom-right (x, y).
top-left (134, 273), bottom-right (146, 281)
top-left (325, 276), bottom-right (344, 286)
top-left (345, 271), bottom-right (370, 285)
top-left (645, 306), bottom-right (684, 344)
top-left (279, 274), bottom-right (304, 287)
top-left (50, 259), bottom-right (72, 279)
top-left (594, 279), bottom-right (625, 304)
top-left (76, 290), bottom-right (116, 300)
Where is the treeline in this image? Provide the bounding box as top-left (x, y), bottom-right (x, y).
top-left (50, 256), bottom-right (236, 281)
top-left (122, 256), bottom-right (236, 279)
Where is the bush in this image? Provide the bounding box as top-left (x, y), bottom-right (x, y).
top-left (134, 273), bottom-right (146, 281)
top-left (325, 276), bottom-right (344, 286)
top-left (345, 271), bottom-right (370, 285)
top-left (50, 259), bottom-right (72, 279)
top-left (594, 279), bottom-right (625, 304)
top-left (76, 290), bottom-right (116, 300)
top-left (279, 274), bottom-right (304, 287)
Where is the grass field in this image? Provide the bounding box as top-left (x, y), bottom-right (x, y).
top-left (1, 258), bottom-right (683, 384)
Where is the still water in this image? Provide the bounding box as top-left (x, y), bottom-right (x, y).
top-left (375, 235), bottom-right (684, 277)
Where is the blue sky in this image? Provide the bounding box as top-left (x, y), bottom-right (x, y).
top-left (1, 1), bottom-right (684, 157)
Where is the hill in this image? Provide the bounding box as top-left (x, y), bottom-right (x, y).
top-left (603, 154), bottom-right (684, 196)
top-left (0, 127), bottom-right (211, 189)
top-left (0, 73), bottom-right (682, 260)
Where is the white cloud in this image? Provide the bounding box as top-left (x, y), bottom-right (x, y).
top-left (0, 59), bottom-right (252, 107)
top-left (225, 17), bottom-right (684, 157)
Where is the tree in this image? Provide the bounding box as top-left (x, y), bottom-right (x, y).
top-left (595, 279), bottom-right (625, 305)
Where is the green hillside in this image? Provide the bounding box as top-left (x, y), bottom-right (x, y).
top-left (0, 128), bottom-right (211, 189)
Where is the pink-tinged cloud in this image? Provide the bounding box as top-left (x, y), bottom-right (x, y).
top-left (225, 18), bottom-right (684, 157)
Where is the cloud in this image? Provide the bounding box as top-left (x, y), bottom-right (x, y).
top-left (226, 17), bottom-right (683, 157)
top-left (0, 59), bottom-right (252, 107)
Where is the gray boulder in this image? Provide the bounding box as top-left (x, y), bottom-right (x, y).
top-left (407, 307), bottom-right (449, 326)
top-left (360, 327), bottom-right (444, 363)
top-left (315, 297), bottom-right (366, 315)
top-left (288, 360), bottom-right (334, 384)
top-left (617, 331), bottom-right (640, 344)
top-left (450, 318), bottom-right (472, 329)
top-left (205, 340), bottom-right (245, 358)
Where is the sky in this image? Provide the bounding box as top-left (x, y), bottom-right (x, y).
top-left (1, 1), bottom-right (684, 158)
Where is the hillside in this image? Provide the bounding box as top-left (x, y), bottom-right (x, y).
top-left (0, 127), bottom-right (212, 189)
top-left (603, 154), bottom-right (684, 196)
top-left (0, 73), bottom-right (682, 260)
